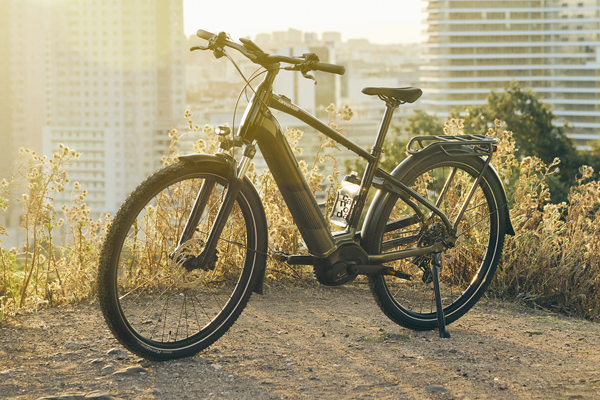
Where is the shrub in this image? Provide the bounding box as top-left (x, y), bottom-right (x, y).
top-left (445, 118), bottom-right (600, 321)
top-left (1, 111), bottom-right (600, 323)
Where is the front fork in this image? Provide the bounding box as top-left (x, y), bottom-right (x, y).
top-left (175, 151), bottom-right (253, 271)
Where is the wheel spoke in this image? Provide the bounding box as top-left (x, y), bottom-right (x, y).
top-left (368, 158), bottom-right (503, 330)
top-left (99, 163), bottom-right (264, 359)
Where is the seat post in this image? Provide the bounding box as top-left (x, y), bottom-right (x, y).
top-left (371, 100), bottom-right (400, 160)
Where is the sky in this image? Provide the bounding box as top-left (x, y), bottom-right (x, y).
top-left (183, 0), bottom-right (424, 45)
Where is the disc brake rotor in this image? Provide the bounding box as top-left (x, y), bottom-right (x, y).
top-left (169, 239), bottom-right (213, 289)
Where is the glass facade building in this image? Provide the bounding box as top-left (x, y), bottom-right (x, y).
top-left (421, 0), bottom-right (600, 144)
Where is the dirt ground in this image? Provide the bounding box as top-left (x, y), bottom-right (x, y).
top-left (1, 281), bottom-right (599, 400)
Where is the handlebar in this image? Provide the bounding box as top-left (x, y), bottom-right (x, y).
top-left (196, 29), bottom-right (215, 41)
top-left (313, 62), bottom-right (345, 75)
top-left (195, 29), bottom-right (345, 76)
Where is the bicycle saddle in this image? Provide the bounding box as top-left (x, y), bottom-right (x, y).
top-left (361, 87), bottom-right (423, 103)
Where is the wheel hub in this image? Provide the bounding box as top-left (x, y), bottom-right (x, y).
top-left (411, 221), bottom-right (448, 284)
top-left (169, 239), bottom-right (218, 288)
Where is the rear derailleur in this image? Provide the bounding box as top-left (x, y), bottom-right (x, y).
top-left (411, 222), bottom-right (453, 283)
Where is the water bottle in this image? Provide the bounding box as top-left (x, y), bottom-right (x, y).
top-left (330, 172), bottom-right (361, 228)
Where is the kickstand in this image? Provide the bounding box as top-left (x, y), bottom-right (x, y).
top-left (431, 252), bottom-right (451, 338)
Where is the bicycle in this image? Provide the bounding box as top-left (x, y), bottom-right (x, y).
top-left (97, 30), bottom-right (515, 361)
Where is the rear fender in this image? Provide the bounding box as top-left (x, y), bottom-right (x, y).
top-left (361, 148), bottom-right (514, 252)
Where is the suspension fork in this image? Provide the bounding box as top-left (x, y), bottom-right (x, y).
top-left (171, 151), bottom-right (252, 270)
top-left (177, 178), bottom-right (216, 247)
top-left (192, 155), bottom-right (252, 269)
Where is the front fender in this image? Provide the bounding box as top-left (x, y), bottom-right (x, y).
top-left (178, 153), bottom-right (269, 295)
top-left (179, 153), bottom-right (236, 173)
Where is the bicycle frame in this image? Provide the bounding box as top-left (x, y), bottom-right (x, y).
top-left (190, 66), bottom-right (489, 266)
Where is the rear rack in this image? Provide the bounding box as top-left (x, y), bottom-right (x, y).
top-left (406, 135), bottom-right (498, 156)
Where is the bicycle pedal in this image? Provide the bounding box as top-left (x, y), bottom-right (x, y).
top-left (272, 251), bottom-right (291, 262)
top-left (385, 269), bottom-right (412, 280)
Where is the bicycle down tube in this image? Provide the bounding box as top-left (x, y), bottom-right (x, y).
top-left (187, 68), bottom-right (485, 263)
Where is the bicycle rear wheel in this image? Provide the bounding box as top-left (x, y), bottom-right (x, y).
top-left (98, 160), bottom-right (267, 360)
top-left (366, 153), bottom-right (508, 330)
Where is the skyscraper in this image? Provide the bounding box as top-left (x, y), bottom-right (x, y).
top-left (421, 0), bottom-right (600, 145)
top-left (0, 0), bottom-right (185, 217)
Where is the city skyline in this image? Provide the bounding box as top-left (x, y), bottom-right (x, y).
top-left (0, 0), bottom-right (186, 247)
top-left (3, 0), bottom-right (600, 249)
top-left (182, 0), bottom-right (425, 45)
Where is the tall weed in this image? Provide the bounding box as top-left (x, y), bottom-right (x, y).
top-left (0, 146), bottom-right (109, 317)
top-left (2, 110), bottom-right (600, 323)
top-left (426, 118), bottom-right (600, 321)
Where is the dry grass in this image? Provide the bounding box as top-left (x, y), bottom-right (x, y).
top-left (447, 118), bottom-right (600, 321)
top-left (1, 112), bottom-right (599, 322)
top-left (0, 146), bottom-right (109, 318)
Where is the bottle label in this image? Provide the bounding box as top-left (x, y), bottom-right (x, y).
top-left (335, 194), bottom-right (353, 220)
top-left (330, 190), bottom-right (356, 228)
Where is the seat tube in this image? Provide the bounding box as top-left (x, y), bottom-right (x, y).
top-left (349, 104), bottom-right (397, 230)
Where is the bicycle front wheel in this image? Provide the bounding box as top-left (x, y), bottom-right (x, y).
top-left (98, 160), bottom-right (267, 360)
top-left (366, 153), bottom-right (508, 330)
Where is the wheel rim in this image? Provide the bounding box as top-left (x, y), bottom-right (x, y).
top-left (378, 161), bottom-right (499, 321)
top-left (112, 172), bottom-right (257, 349)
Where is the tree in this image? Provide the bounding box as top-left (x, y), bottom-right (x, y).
top-left (347, 82), bottom-right (597, 203)
top-left (404, 109), bottom-right (445, 138)
top-left (451, 82), bottom-right (590, 203)
top-left (455, 81), bottom-right (578, 170)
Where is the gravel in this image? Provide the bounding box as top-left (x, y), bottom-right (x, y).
top-left (1, 282), bottom-right (599, 399)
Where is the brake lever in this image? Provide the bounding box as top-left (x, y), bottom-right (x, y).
top-left (191, 32), bottom-right (229, 59)
top-left (302, 71), bottom-right (317, 85)
top-left (190, 45), bottom-right (209, 52)
top-left (301, 53), bottom-right (318, 84)
top-left (285, 63), bottom-right (317, 85)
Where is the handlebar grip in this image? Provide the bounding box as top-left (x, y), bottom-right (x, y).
top-left (314, 62), bottom-right (345, 75)
top-left (197, 29), bottom-right (215, 40)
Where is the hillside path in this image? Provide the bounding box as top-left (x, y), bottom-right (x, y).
top-left (1, 283), bottom-right (599, 399)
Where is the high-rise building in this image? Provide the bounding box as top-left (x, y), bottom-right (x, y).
top-left (421, 0), bottom-right (600, 144)
top-left (1, 0), bottom-right (185, 218)
top-left (322, 32), bottom-right (342, 45)
top-left (42, 127), bottom-right (119, 214)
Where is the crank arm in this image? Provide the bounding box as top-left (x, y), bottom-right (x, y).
top-left (351, 265), bottom-right (412, 280)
